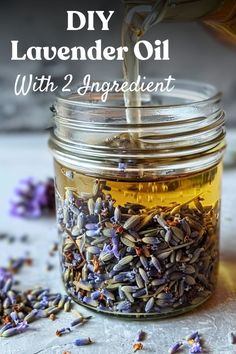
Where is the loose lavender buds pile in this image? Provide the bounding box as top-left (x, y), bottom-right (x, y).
top-left (57, 177), bottom-right (219, 317)
top-left (10, 178), bottom-right (55, 218)
top-left (0, 266), bottom-right (73, 338)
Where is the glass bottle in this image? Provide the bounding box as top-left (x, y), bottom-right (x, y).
top-left (123, 0), bottom-right (236, 44)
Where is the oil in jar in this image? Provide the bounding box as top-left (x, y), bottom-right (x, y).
top-left (54, 159), bottom-right (221, 317)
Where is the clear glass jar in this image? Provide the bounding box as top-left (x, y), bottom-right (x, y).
top-left (49, 80), bottom-right (226, 318)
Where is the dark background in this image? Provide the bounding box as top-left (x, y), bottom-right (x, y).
top-left (0, 0), bottom-right (236, 131)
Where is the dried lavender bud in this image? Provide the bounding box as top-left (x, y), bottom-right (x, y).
top-left (1, 321), bottom-right (29, 337)
top-left (70, 317), bottom-right (84, 327)
top-left (186, 331), bottom-right (199, 341)
top-left (56, 327), bottom-right (71, 337)
top-left (135, 330), bottom-right (146, 342)
top-left (2, 278), bottom-right (13, 293)
top-left (73, 337), bottom-right (92, 346)
top-left (0, 324), bottom-right (13, 336)
top-left (64, 298), bottom-right (72, 312)
top-left (168, 341), bottom-right (183, 354)
top-left (16, 321), bottom-right (29, 333)
top-left (1, 327), bottom-right (19, 337)
top-left (24, 309), bottom-right (39, 323)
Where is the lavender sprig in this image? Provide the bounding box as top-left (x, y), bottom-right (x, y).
top-left (10, 177), bottom-right (55, 218)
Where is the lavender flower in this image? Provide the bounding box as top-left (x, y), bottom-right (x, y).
top-left (189, 342), bottom-right (202, 353)
top-left (10, 177), bottom-right (55, 218)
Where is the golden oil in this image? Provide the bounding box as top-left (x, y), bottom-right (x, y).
top-left (54, 160), bottom-right (222, 212)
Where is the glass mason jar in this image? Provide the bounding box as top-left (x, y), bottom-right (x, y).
top-left (49, 80), bottom-right (226, 318)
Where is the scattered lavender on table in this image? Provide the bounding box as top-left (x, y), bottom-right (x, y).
top-left (55, 313), bottom-right (91, 337)
top-left (0, 256), bottom-right (223, 353)
top-left (10, 177), bottom-right (55, 218)
top-left (0, 264), bottom-right (75, 338)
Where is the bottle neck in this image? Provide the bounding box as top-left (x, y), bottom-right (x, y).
top-left (123, 0), bottom-right (223, 23)
top-left (163, 0), bottom-right (223, 21)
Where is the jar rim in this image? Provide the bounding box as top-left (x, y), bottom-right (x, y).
top-left (55, 79), bottom-right (221, 110)
top-left (50, 78), bottom-right (225, 178)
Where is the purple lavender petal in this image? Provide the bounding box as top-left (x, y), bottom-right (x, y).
top-left (136, 330), bottom-right (146, 342)
top-left (86, 223), bottom-right (99, 230)
top-left (189, 343), bottom-right (203, 353)
top-left (16, 321), bottom-right (29, 333)
top-left (111, 229), bottom-right (120, 259)
top-left (103, 243), bottom-right (112, 252)
top-left (0, 268), bottom-right (12, 282)
top-left (35, 187), bottom-right (46, 205)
